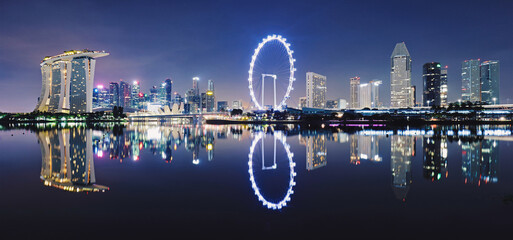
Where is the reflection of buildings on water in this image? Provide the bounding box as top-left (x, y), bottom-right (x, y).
top-left (422, 137), bottom-right (448, 181)
top-left (391, 135), bottom-right (415, 201)
top-left (462, 140), bottom-right (499, 185)
top-left (38, 128), bottom-right (108, 192)
top-left (93, 124), bottom-right (245, 164)
top-left (350, 134), bottom-right (382, 165)
top-left (299, 133), bottom-right (327, 171)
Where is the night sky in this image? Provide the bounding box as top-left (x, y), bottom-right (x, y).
top-left (0, 0), bottom-right (511, 112)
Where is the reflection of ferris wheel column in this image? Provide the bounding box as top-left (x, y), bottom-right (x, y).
top-left (261, 74), bottom-right (277, 109)
top-left (248, 131), bottom-right (296, 210)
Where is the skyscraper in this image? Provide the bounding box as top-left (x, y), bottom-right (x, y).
top-left (370, 80), bottom-right (382, 108)
top-left (461, 59), bottom-right (481, 102)
top-left (131, 81), bottom-right (141, 109)
top-left (164, 78), bottom-right (172, 107)
top-left (390, 42), bottom-right (413, 108)
top-left (440, 66), bottom-right (448, 106)
top-left (109, 82), bottom-right (119, 107)
top-left (119, 80), bottom-right (131, 108)
top-left (35, 50), bottom-right (109, 113)
top-left (306, 72), bottom-right (327, 108)
top-left (206, 80), bottom-right (215, 112)
top-left (350, 76), bottom-right (360, 109)
top-left (423, 62), bottom-right (442, 107)
top-left (359, 83), bottom-right (371, 108)
top-left (480, 60), bottom-right (500, 104)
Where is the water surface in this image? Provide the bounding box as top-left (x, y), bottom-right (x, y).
top-left (1, 123), bottom-right (512, 238)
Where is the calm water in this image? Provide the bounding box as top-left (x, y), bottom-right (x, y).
top-left (1, 123), bottom-right (513, 238)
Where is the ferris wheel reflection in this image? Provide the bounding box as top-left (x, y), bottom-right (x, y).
top-left (248, 131), bottom-right (296, 210)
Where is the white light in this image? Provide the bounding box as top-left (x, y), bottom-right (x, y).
top-left (248, 34), bottom-right (296, 110)
top-left (248, 131), bottom-right (296, 210)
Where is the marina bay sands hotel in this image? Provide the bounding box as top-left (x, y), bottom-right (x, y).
top-left (35, 49), bottom-right (109, 113)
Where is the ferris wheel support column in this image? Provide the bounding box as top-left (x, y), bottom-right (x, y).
top-left (261, 75), bottom-right (265, 109)
top-left (273, 75), bottom-right (277, 109)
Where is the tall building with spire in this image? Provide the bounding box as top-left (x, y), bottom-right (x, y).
top-left (35, 50), bottom-right (109, 113)
top-left (390, 42), bottom-right (413, 108)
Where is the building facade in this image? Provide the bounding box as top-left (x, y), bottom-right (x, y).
top-left (423, 62), bottom-right (442, 107)
top-left (306, 72), bottom-right (327, 108)
top-left (35, 50), bottom-right (109, 113)
top-left (350, 76), bottom-right (360, 109)
top-left (480, 60), bottom-right (500, 104)
top-left (390, 42), bottom-right (413, 108)
top-left (461, 59), bottom-right (481, 102)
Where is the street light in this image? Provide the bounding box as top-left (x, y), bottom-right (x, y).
top-left (492, 97), bottom-right (497, 105)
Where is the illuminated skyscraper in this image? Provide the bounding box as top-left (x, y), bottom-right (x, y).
top-left (306, 134), bottom-right (327, 170)
top-left (131, 81), bottom-right (140, 109)
top-left (359, 83), bottom-right (371, 108)
top-left (480, 60), bottom-right (500, 104)
top-left (164, 78), bottom-right (173, 107)
top-left (390, 42), bottom-right (413, 108)
top-left (350, 76), bottom-right (360, 109)
top-left (119, 80), bottom-right (131, 108)
top-left (423, 62), bottom-right (442, 107)
top-left (204, 79), bottom-right (215, 112)
top-left (306, 72), bottom-right (327, 108)
top-left (440, 66), bottom-right (448, 106)
top-left (461, 59), bottom-right (481, 102)
top-left (35, 50), bottom-right (109, 113)
top-left (109, 82), bottom-right (119, 107)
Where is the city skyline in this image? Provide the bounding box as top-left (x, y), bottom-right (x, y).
top-left (0, 0), bottom-right (512, 112)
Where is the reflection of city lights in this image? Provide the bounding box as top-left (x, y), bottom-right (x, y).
top-left (207, 143), bottom-right (213, 151)
top-left (133, 156), bottom-right (139, 161)
top-left (98, 151), bottom-right (103, 158)
top-left (193, 159), bottom-right (200, 165)
top-left (248, 131), bottom-right (296, 210)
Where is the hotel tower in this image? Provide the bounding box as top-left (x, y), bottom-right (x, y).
top-left (35, 50), bottom-right (109, 113)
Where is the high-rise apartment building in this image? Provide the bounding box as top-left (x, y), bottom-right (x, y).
top-left (119, 80), bottom-right (131, 108)
top-left (206, 80), bottom-right (215, 112)
top-left (109, 82), bottom-right (119, 107)
top-left (35, 50), bottom-right (109, 113)
top-left (440, 66), bottom-right (448, 106)
top-left (423, 62), bottom-right (442, 107)
top-left (306, 72), bottom-right (327, 108)
top-left (350, 76), bottom-right (360, 109)
top-left (390, 42), bottom-right (413, 108)
top-left (480, 60), bottom-right (500, 104)
top-left (461, 59), bottom-right (481, 102)
top-left (359, 83), bottom-right (371, 109)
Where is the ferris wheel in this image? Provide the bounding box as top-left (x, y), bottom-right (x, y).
top-left (248, 35), bottom-right (296, 110)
